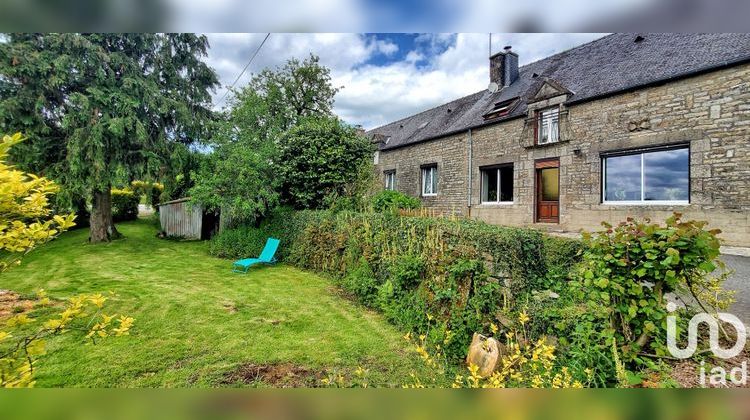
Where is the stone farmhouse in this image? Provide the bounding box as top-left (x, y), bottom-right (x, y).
top-left (368, 33), bottom-right (750, 246)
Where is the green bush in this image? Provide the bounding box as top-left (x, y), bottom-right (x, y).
top-left (209, 207), bottom-right (318, 260)
top-left (228, 210), bottom-right (576, 361)
top-left (111, 188), bottom-right (139, 222)
top-left (211, 209), bottom-right (581, 362)
top-left (340, 257), bottom-right (380, 307)
top-left (370, 190), bottom-right (421, 213)
top-left (562, 213), bottom-right (732, 385)
top-left (131, 180), bottom-right (164, 207)
top-left (541, 235), bottom-right (584, 288)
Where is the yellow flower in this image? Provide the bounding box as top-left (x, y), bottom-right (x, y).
top-left (518, 310), bottom-right (530, 325)
top-left (490, 323), bottom-right (498, 335)
top-left (88, 293), bottom-right (107, 308)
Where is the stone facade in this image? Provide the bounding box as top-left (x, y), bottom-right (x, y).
top-left (376, 63), bottom-right (750, 246)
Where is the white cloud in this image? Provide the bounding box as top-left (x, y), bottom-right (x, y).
top-left (374, 39), bottom-right (399, 56)
top-left (205, 33), bottom-right (607, 129)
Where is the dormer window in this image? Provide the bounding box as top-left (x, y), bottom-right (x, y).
top-left (536, 107), bottom-right (560, 145)
top-left (483, 98), bottom-right (519, 120)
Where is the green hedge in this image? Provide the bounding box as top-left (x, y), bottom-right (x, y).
top-left (209, 208), bottom-right (318, 260)
top-left (210, 210), bottom-right (581, 361)
top-left (112, 188), bottom-right (139, 222)
top-left (370, 190), bottom-right (421, 212)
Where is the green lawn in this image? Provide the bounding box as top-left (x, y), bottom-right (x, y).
top-left (1, 219), bottom-right (429, 387)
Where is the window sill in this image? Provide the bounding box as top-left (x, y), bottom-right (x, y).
top-left (524, 139), bottom-right (568, 149)
top-left (422, 194), bottom-right (437, 198)
top-left (477, 201), bottom-right (515, 206)
top-left (602, 201), bottom-right (690, 206)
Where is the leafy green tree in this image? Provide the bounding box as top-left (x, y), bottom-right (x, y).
top-left (243, 53), bottom-right (339, 138)
top-left (278, 116), bottom-right (373, 209)
top-left (190, 112), bottom-right (280, 224)
top-left (0, 33), bottom-right (218, 242)
top-left (191, 54), bottom-right (339, 222)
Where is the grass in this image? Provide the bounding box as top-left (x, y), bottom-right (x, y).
top-left (1, 219), bottom-right (432, 387)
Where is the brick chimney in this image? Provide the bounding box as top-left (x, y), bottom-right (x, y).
top-left (490, 45), bottom-right (519, 88)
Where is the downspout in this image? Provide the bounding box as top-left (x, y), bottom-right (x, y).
top-left (467, 128), bottom-right (473, 217)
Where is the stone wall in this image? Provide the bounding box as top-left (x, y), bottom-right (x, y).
top-left (376, 63), bottom-right (750, 246)
top-left (377, 131), bottom-right (469, 215)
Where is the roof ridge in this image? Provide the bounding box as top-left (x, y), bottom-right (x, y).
top-left (368, 34), bottom-right (614, 133)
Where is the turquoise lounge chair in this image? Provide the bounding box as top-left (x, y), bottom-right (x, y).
top-left (232, 238), bottom-right (280, 273)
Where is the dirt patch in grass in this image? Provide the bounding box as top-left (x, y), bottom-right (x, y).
top-left (221, 363), bottom-right (327, 387)
top-left (0, 290), bottom-right (37, 319)
top-left (221, 300), bottom-right (237, 313)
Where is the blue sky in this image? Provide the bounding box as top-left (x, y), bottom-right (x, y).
top-left (361, 33), bottom-right (454, 68)
top-left (206, 33), bottom-right (606, 129)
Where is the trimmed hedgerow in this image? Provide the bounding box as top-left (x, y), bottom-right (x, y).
top-left (211, 210), bottom-right (580, 362)
top-left (111, 188), bottom-right (139, 222)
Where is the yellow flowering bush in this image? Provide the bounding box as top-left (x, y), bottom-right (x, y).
top-left (320, 366), bottom-right (371, 388)
top-left (406, 310), bottom-right (591, 388)
top-left (0, 291), bottom-right (134, 387)
top-left (452, 334), bottom-right (584, 388)
top-left (0, 133), bottom-right (134, 387)
top-left (0, 133), bottom-right (76, 272)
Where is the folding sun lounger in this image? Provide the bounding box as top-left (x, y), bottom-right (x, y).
top-left (232, 237), bottom-right (280, 273)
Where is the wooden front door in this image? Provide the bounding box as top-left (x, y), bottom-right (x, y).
top-left (535, 159), bottom-right (560, 223)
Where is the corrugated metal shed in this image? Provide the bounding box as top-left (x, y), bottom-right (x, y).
top-left (158, 197), bottom-right (203, 239)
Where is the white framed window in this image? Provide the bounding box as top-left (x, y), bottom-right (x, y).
top-left (537, 107), bottom-right (560, 145)
top-left (384, 171), bottom-right (396, 191)
top-left (602, 146), bottom-right (689, 204)
top-left (481, 165), bottom-right (514, 203)
top-left (421, 165), bottom-right (438, 196)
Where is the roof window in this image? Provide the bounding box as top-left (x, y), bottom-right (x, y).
top-left (482, 97), bottom-right (519, 120)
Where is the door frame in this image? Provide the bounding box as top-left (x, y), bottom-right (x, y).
top-left (534, 158), bottom-right (560, 223)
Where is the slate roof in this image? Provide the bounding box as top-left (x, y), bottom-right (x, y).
top-left (368, 33), bottom-right (750, 151)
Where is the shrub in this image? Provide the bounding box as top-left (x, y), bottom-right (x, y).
top-left (371, 190), bottom-right (421, 213)
top-left (111, 188), bottom-right (139, 222)
top-left (405, 313), bottom-right (588, 388)
top-left (208, 208), bottom-right (318, 260)
top-left (279, 210), bottom-right (574, 361)
top-left (131, 180), bottom-right (164, 207)
top-left (565, 213), bottom-right (732, 384)
top-left (540, 235), bottom-right (583, 289)
top-left (211, 209), bottom-right (581, 362)
top-left (278, 117), bottom-right (373, 210)
top-left (1, 133), bottom-right (132, 387)
top-left (341, 257), bottom-right (379, 307)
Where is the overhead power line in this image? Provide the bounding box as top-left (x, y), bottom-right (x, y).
top-left (215, 33), bottom-right (271, 108)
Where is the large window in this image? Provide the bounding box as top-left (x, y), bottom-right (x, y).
top-left (603, 146), bottom-right (689, 204)
top-left (481, 165), bottom-right (514, 203)
top-left (421, 165), bottom-right (438, 196)
top-left (384, 171), bottom-right (396, 191)
top-left (537, 107), bottom-right (559, 145)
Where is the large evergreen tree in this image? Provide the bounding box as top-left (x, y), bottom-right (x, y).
top-left (0, 33), bottom-right (218, 242)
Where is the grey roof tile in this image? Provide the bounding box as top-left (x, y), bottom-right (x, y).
top-left (368, 33), bottom-right (750, 150)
